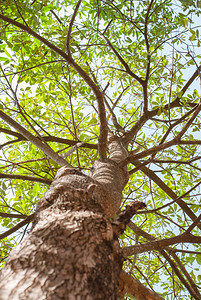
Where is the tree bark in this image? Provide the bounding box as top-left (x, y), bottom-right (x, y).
top-left (0, 133), bottom-right (128, 300)
top-left (0, 133), bottom-right (163, 299)
top-left (0, 167), bottom-right (123, 299)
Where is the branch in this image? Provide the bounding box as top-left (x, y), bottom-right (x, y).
top-left (0, 14), bottom-right (72, 61)
top-left (0, 139), bottom-right (21, 149)
top-left (0, 110), bottom-right (72, 167)
top-left (136, 179), bottom-right (201, 215)
top-left (100, 33), bottom-right (144, 85)
top-left (142, 0), bottom-right (154, 114)
top-left (61, 142), bottom-right (84, 158)
top-left (0, 212), bottom-right (27, 219)
top-left (180, 140), bottom-right (201, 145)
top-left (0, 13), bottom-right (107, 160)
top-left (112, 201), bottom-right (146, 238)
top-left (111, 86), bottom-right (130, 112)
top-left (122, 136), bottom-right (176, 165)
top-left (160, 251), bottom-right (201, 300)
top-left (105, 96), bottom-right (124, 133)
top-left (142, 83), bottom-right (148, 115)
top-left (130, 160), bottom-right (201, 229)
top-left (128, 222), bottom-right (201, 300)
top-left (170, 248), bottom-right (201, 254)
top-left (151, 156), bottom-right (201, 165)
top-left (0, 214), bottom-right (35, 240)
top-left (118, 270), bottom-right (164, 300)
top-left (0, 128), bottom-right (98, 150)
top-left (170, 251), bottom-right (201, 299)
top-left (0, 127), bottom-right (22, 138)
top-left (158, 105), bottom-right (198, 145)
top-left (0, 60), bottom-right (65, 77)
top-left (128, 160), bottom-right (151, 175)
top-left (0, 173), bottom-right (52, 185)
top-left (176, 103), bottom-right (201, 140)
top-left (123, 66), bottom-right (201, 144)
top-left (123, 233), bottom-right (201, 257)
top-left (148, 65), bottom-right (200, 118)
top-left (121, 103), bottom-right (201, 165)
top-left (104, 0), bottom-right (143, 34)
top-left (1, 64), bottom-right (55, 151)
top-left (13, 0), bottom-right (28, 26)
top-left (185, 213), bottom-right (201, 234)
top-left (123, 113), bottom-right (148, 145)
top-left (66, 0), bottom-right (82, 54)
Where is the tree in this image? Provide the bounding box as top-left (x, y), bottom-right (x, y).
top-left (0, 0), bottom-right (201, 299)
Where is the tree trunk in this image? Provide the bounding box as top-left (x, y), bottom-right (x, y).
top-left (0, 134), bottom-right (128, 299)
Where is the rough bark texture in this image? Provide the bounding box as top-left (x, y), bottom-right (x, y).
top-left (0, 133), bottom-right (128, 299)
top-left (0, 169), bottom-right (122, 299)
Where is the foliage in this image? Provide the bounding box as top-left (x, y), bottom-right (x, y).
top-left (0, 0), bottom-right (201, 299)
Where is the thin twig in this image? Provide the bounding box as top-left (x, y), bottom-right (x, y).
top-left (66, 0), bottom-right (83, 54)
top-left (13, 0), bottom-right (28, 27)
top-left (124, 66), bottom-right (201, 145)
top-left (130, 160), bottom-right (201, 230)
top-left (137, 179), bottom-right (201, 215)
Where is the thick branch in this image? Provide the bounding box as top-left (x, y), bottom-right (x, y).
top-left (185, 213), bottom-right (201, 234)
top-left (0, 173), bottom-right (52, 185)
top-left (118, 270), bottom-right (164, 300)
top-left (0, 128), bottom-right (98, 150)
top-left (0, 214), bottom-right (35, 240)
top-left (0, 110), bottom-right (71, 167)
top-left (112, 201), bottom-right (146, 238)
top-left (0, 13), bottom-right (107, 160)
top-left (128, 222), bottom-right (201, 300)
top-left (0, 212), bottom-right (27, 219)
top-left (123, 233), bottom-right (201, 256)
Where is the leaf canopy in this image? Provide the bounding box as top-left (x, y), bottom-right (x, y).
top-left (0, 0), bottom-right (201, 299)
